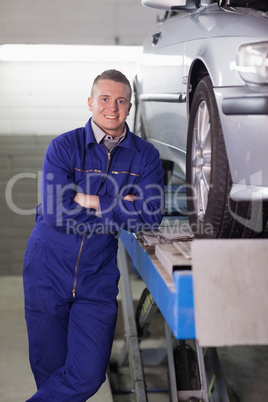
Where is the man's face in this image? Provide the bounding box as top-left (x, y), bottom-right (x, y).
top-left (88, 79), bottom-right (132, 137)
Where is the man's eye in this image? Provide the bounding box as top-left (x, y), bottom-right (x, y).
top-left (118, 100), bottom-right (125, 104)
top-left (102, 98), bottom-right (108, 102)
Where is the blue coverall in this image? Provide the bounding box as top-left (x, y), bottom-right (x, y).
top-left (23, 118), bottom-right (164, 401)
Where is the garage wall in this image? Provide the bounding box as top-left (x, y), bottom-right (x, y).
top-left (1, 135), bottom-right (53, 274)
top-left (0, 0), bottom-right (160, 45)
top-left (0, 54), bottom-right (139, 135)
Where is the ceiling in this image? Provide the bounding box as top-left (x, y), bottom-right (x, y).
top-left (0, 0), bottom-right (160, 45)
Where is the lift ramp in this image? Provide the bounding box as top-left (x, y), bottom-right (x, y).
top-left (115, 217), bottom-right (268, 402)
top-left (115, 219), bottom-right (225, 402)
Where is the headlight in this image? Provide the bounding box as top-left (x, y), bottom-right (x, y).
top-left (236, 42), bottom-right (268, 84)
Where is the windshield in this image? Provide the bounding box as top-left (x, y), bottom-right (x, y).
top-left (227, 0), bottom-right (268, 12)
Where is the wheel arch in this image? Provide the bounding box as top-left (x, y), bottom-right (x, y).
top-left (187, 60), bottom-right (209, 118)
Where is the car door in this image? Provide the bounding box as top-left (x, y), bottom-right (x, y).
top-left (138, 11), bottom-right (191, 173)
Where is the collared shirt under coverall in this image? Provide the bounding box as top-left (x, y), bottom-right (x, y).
top-left (23, 118), bottom-right (164, 401)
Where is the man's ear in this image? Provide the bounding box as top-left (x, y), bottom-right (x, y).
top-left (128, 102), bottom-right (132, 115)
top-left (88, 97), bottom-right (93, 111)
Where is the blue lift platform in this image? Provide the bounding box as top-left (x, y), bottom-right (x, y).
top-left (120, 227), bottom-right (195, 340)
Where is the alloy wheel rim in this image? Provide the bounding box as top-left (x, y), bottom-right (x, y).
top-left (191, 100), bottom-right (212, 221)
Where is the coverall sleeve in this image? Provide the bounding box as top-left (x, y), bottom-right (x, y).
top-left (98, 146), bottom-right (165, 232)
top-left (40, 138), bottom-right (100, 231)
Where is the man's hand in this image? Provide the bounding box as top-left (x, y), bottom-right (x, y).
top-left (123, 194), bottom-right (137, 202)
top-left (74, 193), bottom-right (99, 210)
top-left (74, 193), bottom-right (137, 211)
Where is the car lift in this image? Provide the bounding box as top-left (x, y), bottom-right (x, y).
top-left (111, 217), bottom-right (233, 402)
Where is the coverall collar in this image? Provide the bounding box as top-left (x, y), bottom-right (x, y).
top-left (85, 118), bottom-right (139, 153)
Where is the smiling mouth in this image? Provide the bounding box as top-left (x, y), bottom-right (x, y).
top-left (105, 115), bottom-right (118, 120)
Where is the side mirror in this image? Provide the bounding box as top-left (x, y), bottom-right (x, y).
top-left (142, 0), bottom-right (187, 9)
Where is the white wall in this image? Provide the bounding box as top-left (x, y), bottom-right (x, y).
top-left (0, 47), bottom-right (142, 136)
top-left (0, 0), bottom-right (162, 136)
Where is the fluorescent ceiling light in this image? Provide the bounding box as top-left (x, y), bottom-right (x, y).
top-left (0, 44), bottom-right (143, 62)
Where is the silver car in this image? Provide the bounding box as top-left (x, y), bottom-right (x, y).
top-left (134, 0), bottom-right (268, 238)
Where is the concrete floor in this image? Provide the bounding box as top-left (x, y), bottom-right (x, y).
top-left (1, 275), bottom-right (268, 402)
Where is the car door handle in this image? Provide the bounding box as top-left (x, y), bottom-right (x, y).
top-left (152, 31), bottom-right (161, 46)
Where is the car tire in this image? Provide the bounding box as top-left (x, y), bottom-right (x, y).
top-left (186, 76), bottom-right (268, 238)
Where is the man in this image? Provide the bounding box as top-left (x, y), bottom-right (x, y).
top-left (23, 69), bottom-right (164, 401)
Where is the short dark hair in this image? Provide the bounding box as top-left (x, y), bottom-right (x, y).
top-left (91, 69), bottom-right (132, 100)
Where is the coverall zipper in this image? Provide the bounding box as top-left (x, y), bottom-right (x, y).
top-left (97, 148), bottom-right (111, 194)
top-left (72, 149), bottom-right (111, 298)
top-left (72, 233), bottom-right (86, 298)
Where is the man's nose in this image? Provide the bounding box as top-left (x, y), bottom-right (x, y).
top-left (111, 101), bottom-right (119, 111)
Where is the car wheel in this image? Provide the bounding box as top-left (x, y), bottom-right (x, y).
top-left (186, 76), bottom-right (268, 238)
